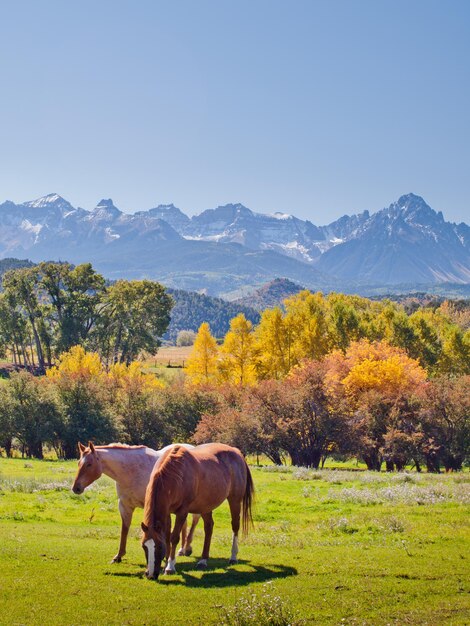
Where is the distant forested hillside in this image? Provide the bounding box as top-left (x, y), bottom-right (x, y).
top-left (0, 258), bottom-right (33, 279)
top-left (234, 277), bottom-right (304, 311)
top-left (165, 289), bottom-right (260, 342)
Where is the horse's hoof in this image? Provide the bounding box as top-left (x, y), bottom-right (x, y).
top-left (111, 556), bottom-right (122, 563)
top-left (229, 559), bottom-right (238, 565)
top-left (185, 547), bottom-right (193, 557)
top-left (196, 560), bottom-right (208, 570)
top-left (164, 569), bottom-right (176, 575)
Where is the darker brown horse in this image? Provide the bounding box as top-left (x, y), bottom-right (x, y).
top-left (141, 442), bottom-right (254, 579)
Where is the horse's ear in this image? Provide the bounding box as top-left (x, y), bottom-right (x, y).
top-left (78, 442), bottom-right (86, 454)
top-left (141, 522), bottom-right (148, 533)
top-left (89, 441), bottom-right (95, 453)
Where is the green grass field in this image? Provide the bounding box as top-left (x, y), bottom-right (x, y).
top-left (0, 458), bottom-right (469, 625)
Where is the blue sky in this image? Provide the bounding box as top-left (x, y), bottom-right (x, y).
top-left (0, 0), bottom-right (469, 223)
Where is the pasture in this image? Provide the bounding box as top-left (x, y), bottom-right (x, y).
top-left (0, 459), bottom-right (469, 625)
top-left (146, 345), bottom-right (193, 368)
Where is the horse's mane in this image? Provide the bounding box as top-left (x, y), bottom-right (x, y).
top-left (144, 445), bottom-right (188, 529)
top-left (96, 443), bottom-right (147, 450)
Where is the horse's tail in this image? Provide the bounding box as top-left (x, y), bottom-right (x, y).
top-left (242, 461), bottom-right (254, 535)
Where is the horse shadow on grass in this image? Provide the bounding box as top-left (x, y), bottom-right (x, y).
top-left (106, 559), bottom-right (297, 588)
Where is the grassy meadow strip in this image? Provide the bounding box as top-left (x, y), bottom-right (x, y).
top-left (0, 458), bottom-right (469, 625)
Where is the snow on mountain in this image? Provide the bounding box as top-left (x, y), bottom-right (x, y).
top-left (0, 192), bottom-right (468, 290)
top-left (23, 193), bottom-right (74, 211)
top-left (316, 194), bottom-right (470, 284)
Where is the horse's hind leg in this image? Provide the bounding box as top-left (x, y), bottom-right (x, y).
top-left (164, 512), bottom-right (187, 575)
top-left (196, 512), bottom-right (214, 569)
top-left (228, 497), bottom-right (241, 565)
top-left (178, 518), bottom-right (188, 557)
top-left (178, 513), bottom-right (200, 556)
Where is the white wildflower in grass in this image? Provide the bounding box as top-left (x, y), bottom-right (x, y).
top-left (324, 516), bottom-right (359, 535)
top-left (391, 472), bottom-right (425, 484)
top-left (0, 477), bottom-right (71, 493)
top-left (293, 468), bottom-right (323, 481)
top-left (355, 472), bottom-right (388, 485)
top-left (383, 516), bottom-right (406, 533)
top-left (220, 582), bottom-right (305, 626)
top-left (328, 482), bottom-right (470, 505)
top-left (302, 486), bottom-right (312, 498)
top-left (328, 487), bottom-right (382, 505)
top-left (263, 466), bottom-right (293, 474)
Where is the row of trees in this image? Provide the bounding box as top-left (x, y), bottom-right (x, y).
top-left (0, 346), bottom-right (217, 459)
top-left (0, 263), bottom-right (173, 371)
top-left (186, 292), bottom-right (470, 386)
top-left (1, 271), bottom-right (468, 471)
top-left (194, 341), bottom-right (469, 472)
top-left (183, 293), bottom-right (468, 472)
top-left (0, 341), bottom-right (468, 471)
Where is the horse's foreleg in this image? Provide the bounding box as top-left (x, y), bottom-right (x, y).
top-left (196, 512), bottom-right (214, 570)
top-left (178, 513), bottom-right (200, 556)
top-left (112, 502), bottom-right (133, 563)
top-left (228, 498), bottom-right (241, 565)
top-left (164, 513), bottom-right (187, 575)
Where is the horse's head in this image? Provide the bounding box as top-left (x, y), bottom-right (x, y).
top-left (72, 441), bottom-right (103, 495)
top-left (141, 521), bottom-right (166, 580)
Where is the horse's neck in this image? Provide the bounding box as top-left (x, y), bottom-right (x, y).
top-left (98, 447), bottom-right (158, 485)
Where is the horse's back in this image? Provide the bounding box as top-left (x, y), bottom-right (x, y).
top-left (191, 442), bottom-right (245, 462)
top-left (190, 443), bottom-right (248, 500)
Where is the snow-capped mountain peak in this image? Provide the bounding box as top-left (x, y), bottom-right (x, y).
top-left (0, 192), bottom-right (468, 288)
top-left (23, 193), bottom-right (73, 211)
top-left (271, 212), bottom-right (292, 220)
top-left (91, 199), bottom-right (123, 220)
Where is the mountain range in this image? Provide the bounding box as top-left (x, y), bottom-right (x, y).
top-left (0, 192), bottom-right (468, 296)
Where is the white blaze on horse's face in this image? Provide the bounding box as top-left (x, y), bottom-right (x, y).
top-left (144, 539), bottom-right (155, 578)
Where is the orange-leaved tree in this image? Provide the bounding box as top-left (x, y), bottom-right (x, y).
top-left (325, 339), bottom-right (427, 470)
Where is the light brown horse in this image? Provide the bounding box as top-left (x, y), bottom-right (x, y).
top-left (141, 442), bottom-right (254, 579)
top-left (72, 441), bottom-right (200, 562)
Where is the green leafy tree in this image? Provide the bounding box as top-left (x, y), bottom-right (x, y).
top-left (2, 267), bottom-right (46, 372)
top-left (38, 262), bottom-right (106, 354)
top-left (2, 371), bottom-right (60, 458)
top-left (99, 280), bottom-right (173, 364)
top-left (0, 294), bottom-right (31, 366)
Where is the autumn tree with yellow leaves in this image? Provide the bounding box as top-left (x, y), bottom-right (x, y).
top-left (218, 314), bottom-right (258, 386)
top-left (46, 346), bottom-right (117, 458)
top-left (185, 322), bottom-right (219, 385)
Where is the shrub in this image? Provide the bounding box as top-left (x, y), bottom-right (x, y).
top-left (220, 583), bottom-right (304, 626)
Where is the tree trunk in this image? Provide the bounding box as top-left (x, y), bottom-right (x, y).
top-left (29, 318), bottom-right (45, 374)
top-left (3, 438), bottom-right (12, 457)
top-left (425, 453), bottom-right (440, 473)
top-left (29, 440), bottom-right (43, 459)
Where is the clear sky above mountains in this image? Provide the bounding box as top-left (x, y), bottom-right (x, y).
top-left (1, 0), bottom-right (469, 223)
